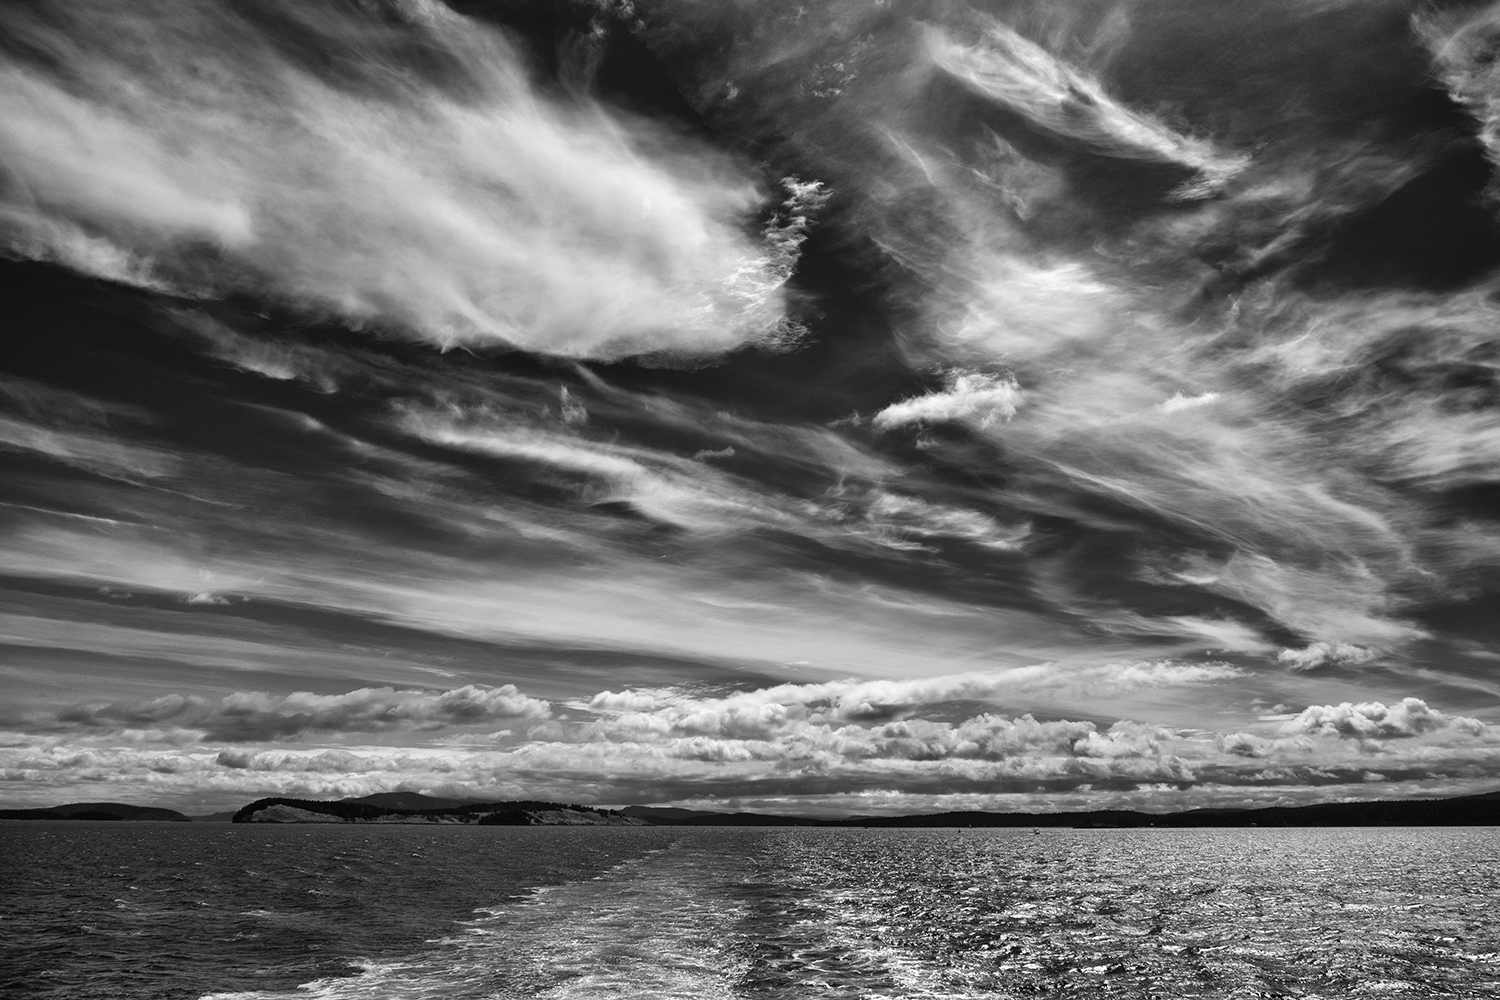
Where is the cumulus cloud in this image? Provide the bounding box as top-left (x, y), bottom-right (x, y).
top-left (1277, 641), bottom-right (1378, 672)
top-left (873, 371), bottom-right (1024, 431)
top-left (7, 724), bottom-right (1492, 814)
top-left (1218, 732), bottom-right (1275, 758)
top-left (0, 0), bottom-right (800, 360)
top-left (8, 681), bottom-right (1500, 813)
top-left (1279, 698), bottom-right (1487, 741)
top-left (855, 714), bottom-right (1094, 761)
top-left (1072, 721), bottom-right (1171, 760)
top-left (55, 685), bottom-right (551, 741)
top-left (579, 661), bottom-right (1241, 739)
top-left (214, 748), bottom-right (255, 769)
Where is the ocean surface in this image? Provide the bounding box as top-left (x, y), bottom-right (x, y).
top-left (3, 824), bottom-right (1500, 999)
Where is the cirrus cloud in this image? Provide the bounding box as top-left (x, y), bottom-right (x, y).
top-left (0, 0), bottom-right (801, 361)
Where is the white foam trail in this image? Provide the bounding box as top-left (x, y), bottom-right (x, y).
top-left (0, 0), bottom-right (799, 360)
top-left (199, 840), bottom-right (749, 1000)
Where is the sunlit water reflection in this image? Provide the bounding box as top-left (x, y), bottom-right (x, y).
top-left (5, 824), bottom-right (1499, 999)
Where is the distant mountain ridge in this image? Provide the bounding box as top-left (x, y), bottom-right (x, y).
top-left (825, 790), bottom-right (1500, 828)
top-left (7, 789), bottom-right (1500, 826)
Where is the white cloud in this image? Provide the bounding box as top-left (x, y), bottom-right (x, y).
top-left (1420, 5), bottom-right (1500, 187)
top-left (397, 405), bottom-right (803, 534)
top-left (54, 684), bottom-right (551, 742)
top-left (576, 662), bottom-right (1241, 745)
top-left (1072, 721), bottom-right (1171, 759)
top-left (8, 681), bottom-right (1500, 813)
top-left (1160, 392), bottom-right (1220, 413)
top-left (1279, 698), bottom-right (1487, 741)
top-left (1278, 641), bottom-right (1378, 672)
top-left (926, 19), bottom-right (1246, 198)
top-left (1170, 553), bottom-right (1424, 649)
top-left (0, 0), bottom-right (799, 360)
top-left (1218, 732), bottom-right (1275, 758)
top-left (864, 491), bottom-right (1029, 549)
top-left (873, 371), bottom-right (1024, 431)
top-left (0, 416), bottom-right (178, 480)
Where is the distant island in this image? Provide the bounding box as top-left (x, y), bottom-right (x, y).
top-left (5, 789), bottom-right (1500, 826)
top-left (231, 796), bottom-right (644, 825)
top-left (0, 802), bottom-right (191, 822)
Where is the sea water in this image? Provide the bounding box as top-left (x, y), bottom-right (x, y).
top-left (3, 823), bottom-right (1498, 999)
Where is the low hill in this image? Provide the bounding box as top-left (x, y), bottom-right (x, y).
top-left (0, 802), bottom-right (190, 821)
top-left (231, 796), bottom-right (644, 825)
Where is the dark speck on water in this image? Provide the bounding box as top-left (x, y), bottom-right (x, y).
top-left (2, 823), bottom-right (1499, 999)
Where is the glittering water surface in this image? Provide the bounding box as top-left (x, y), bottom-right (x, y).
top-left (4, 824), bottom-right (1499, 999)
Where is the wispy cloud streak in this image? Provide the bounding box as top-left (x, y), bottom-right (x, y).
top-left (0, 0), bottom-right (801, 359)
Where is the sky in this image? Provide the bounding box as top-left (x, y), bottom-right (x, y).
top-left (3, 0), bottom-right (1500, 816)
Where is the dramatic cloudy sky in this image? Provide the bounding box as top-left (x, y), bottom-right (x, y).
top-left (4, 0), bottom-right (1500, 815)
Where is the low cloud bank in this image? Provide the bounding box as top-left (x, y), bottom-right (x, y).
top-left (580, 661), bottom-right (1241, 737)
top-left (55, 684), bottom-right (551, 741)
top-left (8, 674), bottom-right (1500, 811)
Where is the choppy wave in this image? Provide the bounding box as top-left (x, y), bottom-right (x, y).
top-left (187, 827), bottom-right (1500, 1000)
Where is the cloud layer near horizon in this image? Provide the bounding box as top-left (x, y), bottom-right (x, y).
top-left (48, 684), bottom-right (550, 742)
top-left (4, 670), bottom-right (1495, 813)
